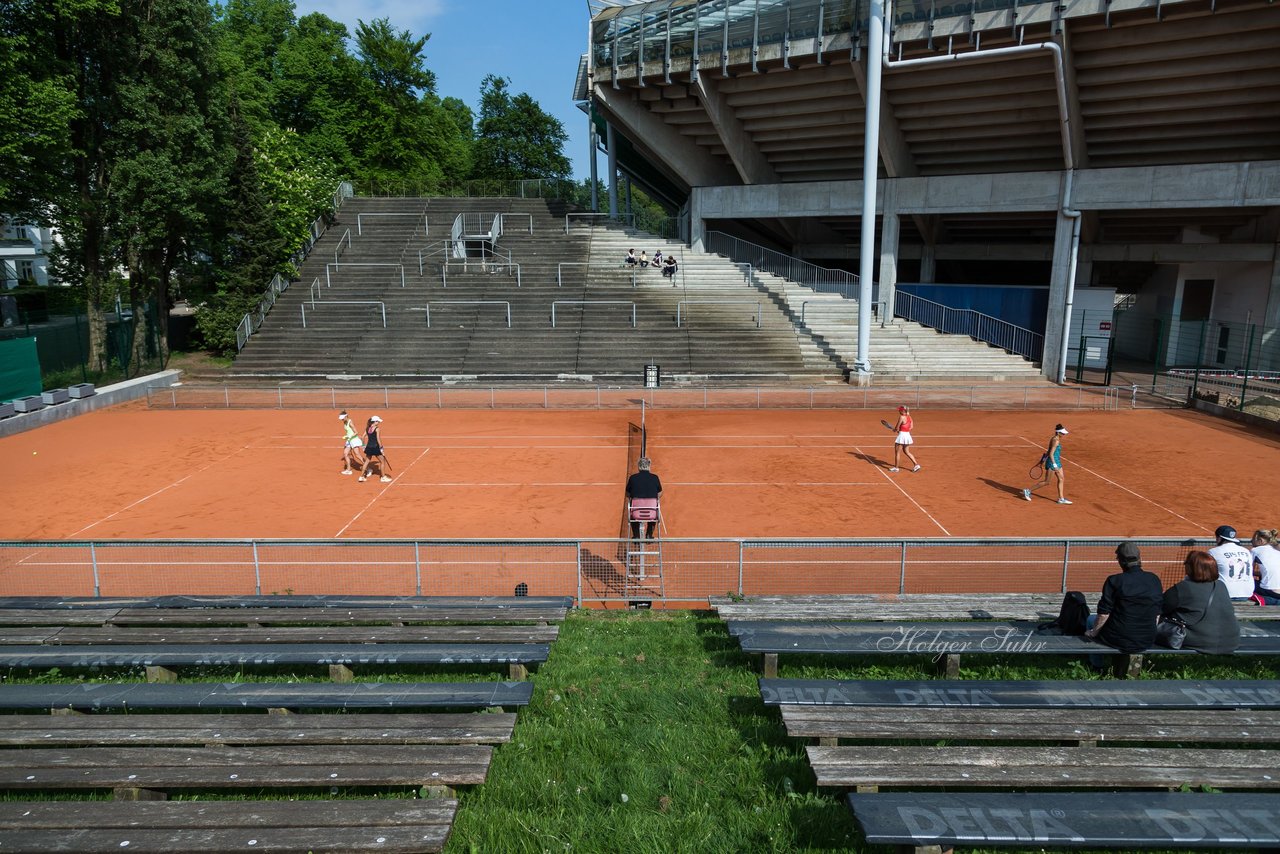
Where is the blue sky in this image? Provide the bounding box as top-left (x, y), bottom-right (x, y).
top-left (291, 0), bottom-right (596, 179)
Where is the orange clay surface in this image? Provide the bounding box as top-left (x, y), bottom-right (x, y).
top-left (2, 401), bottom-right (1278, 543)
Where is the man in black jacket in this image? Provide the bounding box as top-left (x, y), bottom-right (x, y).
top-left (1084, 541), bottom-right (1163, 652)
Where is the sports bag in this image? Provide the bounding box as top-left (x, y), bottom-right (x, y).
top-left (1038, 591), bottom-right (1090, 636)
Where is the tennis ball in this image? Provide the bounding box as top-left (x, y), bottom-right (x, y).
top-left (32, 451), bottom-right (37, 455)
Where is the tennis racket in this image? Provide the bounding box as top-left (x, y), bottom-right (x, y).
top-left (379, 452), bottom-right (393, 472)
top-left (880, 419), bottom-right (896, 432)
top-left (1028, 453), bottom-right (1046, 480)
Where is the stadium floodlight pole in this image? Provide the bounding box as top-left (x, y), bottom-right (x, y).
top-left (589, 114), bottom-right (600, 212)
top-left (854, 0), bottom-right (886, 379)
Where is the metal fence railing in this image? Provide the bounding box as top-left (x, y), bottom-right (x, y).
top-left (235, 181), bottom-right (353, 353)
top-left (0, 538), bottom-right (1213, 605)
top-left (706, 231), bottom-right (864, 303)
top-left (896, 291), bottom-right (1045, 362)
top-left (145, 384), bottom-right (1141, 411)
top-left (353, 178), bottom-right (577, 200)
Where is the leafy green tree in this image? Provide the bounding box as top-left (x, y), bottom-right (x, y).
top-left (472, 75), bottom-right (571, 182)
top-left (272, 13), bottom-right (361, 175)
top-left (107, 0), bottom-right (227, 369)
top-left (211, 0), bottom-right (296, 132)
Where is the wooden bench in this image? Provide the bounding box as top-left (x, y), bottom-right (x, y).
top-left (0, 799), bottom-right (460, 853)
top-left (847, 791), bottom-right (1280, 853)
top-left (0, 641), bottom-right (551, 682)
top-left (0, 596), bottom-right (569, 681)
top-left (729, 619), bottom-right (1280, 678)
top-left (710, 592), bottom-right (1280, 621)
top-left (0, 680), bottom-right (533, 711)
top-left (0, 710), bottom-right (518, 746)
top-left (759, 677), bottom-right (1280, 710)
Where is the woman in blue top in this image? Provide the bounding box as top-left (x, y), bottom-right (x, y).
top-left (1023, 424), bottom-right (1071, 505)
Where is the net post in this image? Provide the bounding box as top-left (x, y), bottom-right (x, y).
top-left (90, 542), bottom-right (100, 598)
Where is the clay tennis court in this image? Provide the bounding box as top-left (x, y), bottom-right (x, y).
top-left (4, 401), bottom-right (1276, 542)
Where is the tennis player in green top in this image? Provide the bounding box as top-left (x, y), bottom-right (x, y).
top-left (339, 411), bottom-right (365, 475)
top-left (1023, 424), bottom-right (1071, 505)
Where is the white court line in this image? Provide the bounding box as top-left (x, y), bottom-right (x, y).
top-left (67, 442), bottom-right (257, 538)
top-left (853, 444), bottom-right (952, 536)
top-left (393, 482), bottom-right (616, 487)
top-left (1016, 436), bottom-right (1209, 532)
top-left (334, 447), bottom-right (431, 538)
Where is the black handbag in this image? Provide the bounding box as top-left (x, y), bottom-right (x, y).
top-left (1156, 584), bottom-right (1216, 649)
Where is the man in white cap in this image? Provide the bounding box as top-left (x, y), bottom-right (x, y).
top-left (1209, 525), bottom-right (1255, 600)
top-left (1023, 423), bottom-right (1071, 505)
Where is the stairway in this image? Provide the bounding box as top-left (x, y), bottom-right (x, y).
top-left (232, 197), bottom-right (843, 384)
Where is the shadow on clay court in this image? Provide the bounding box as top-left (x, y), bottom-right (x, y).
top-left (849, 450), bottom-right (891, 470)
top-left (580, 548), bottom-right (626, 598)
top-left (979, 476), bottom-right (1027, 499)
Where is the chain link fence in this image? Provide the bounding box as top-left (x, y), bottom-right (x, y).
top-left (0, 538), bottom-right (1211, 605)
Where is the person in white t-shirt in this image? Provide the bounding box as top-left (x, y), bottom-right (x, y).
top-left (1250, 528), bottom-right (1280, 605)
top-left (1209, 525), bottom-right (1255, 599)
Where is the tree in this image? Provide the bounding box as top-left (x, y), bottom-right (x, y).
top-left (271, 13), bottom-right (361, 175)
top-left (354, 18), bottom-right (434, 102)
top-left (472, 75), bottom-right (570, 182)
top-left (107, 0), bottom-right (228, 370)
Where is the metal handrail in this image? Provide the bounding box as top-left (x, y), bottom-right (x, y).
top-left (325, 262), bottom-right (405, 289)
top-left (423, 301), bottom-right (511, 329)
top-left (552, 301), bottom-right (636, 328)
top-left (356, 212), bottom-right (428, 236)
top-left (301, 300), bottom-right (386, 329)
top-left (498, 213), bottom-right (533, 235)
top-left (444, 247), bottom-right (521, 288)
top-left (333, 228), bottom-right (351, 266)
top-left (565, 212), bottom-right (611, 233)
top-left (677, 300), bottom-right (762, 329)
top-left (800, 299), bottom-right (890, 328)
top-left (896, 290), bottom-right (1044, 361)
top-left (557, 261), bottom-right (637, 288)
top-left (706, 231), bottom-right (864, 303)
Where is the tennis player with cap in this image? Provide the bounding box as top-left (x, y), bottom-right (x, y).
top-left (338, 411), bottom-right (365, 475)
top-left (888, 405), bottom-right (921, 473)
top-left (1023, 423), bottom-right (1071, 505)
top-left (358, 415), bottom-right (391, 483)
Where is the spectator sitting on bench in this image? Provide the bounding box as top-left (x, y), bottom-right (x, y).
top-left (1084, 541), bottom-right (1162, 655)
top-left (624, 248), bottom-right (638, 267)
top-left (625, 456), bottom-right (662, 540)
top-left (1252, 528), bottom-right (1280, 605)
top-left (1163, 550), bottom-right (1239, 654)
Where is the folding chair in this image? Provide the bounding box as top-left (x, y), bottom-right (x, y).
top-left (625, 497), bottom-right (664, 593)
top-left (628, 497), bottom-right (660, 541)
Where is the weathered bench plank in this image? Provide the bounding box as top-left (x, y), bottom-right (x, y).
top-left (0, 799), bottom-right (458, 853)
top-left (847, 791), bottom-right (1280, 850)
top-left (710, 593), bottom-right (1280, 621)
top-left (809, 744), bottom-right (1280, 789)
top-left (0, 744), bottom-right (492, 790)
top-left (0, 595), bottom-right (571, 610)
top-left (732, 620), bottom-right (1280, 677)
top-left (0, 642), bottom-right (550, 669)
top-left (0, 625), bottom-right (559, 644)
top-left (0, 712), bottom-right (517, 746)
top-left (759, 678), bottom-right (1280, 709)
top-left (108, 607), bottom-right (566, 626)
top-left (0, 680), bottom-right (534, 711)
top-left (780, 705), bottom-right (1280, 745)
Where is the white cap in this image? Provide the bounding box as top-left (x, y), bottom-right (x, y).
top-left (370, 415), bottom-right (382, 422)
top-left (338, 412), bottom-right (348, 420)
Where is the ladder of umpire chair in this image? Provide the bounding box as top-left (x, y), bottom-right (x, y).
top-left (624, 538), bottom-right (665, 602)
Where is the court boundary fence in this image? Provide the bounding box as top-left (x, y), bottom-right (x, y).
top-left (0, 537), bottom-right (1210, 606)
top-left (146, 384), bottom-right (1147, 411)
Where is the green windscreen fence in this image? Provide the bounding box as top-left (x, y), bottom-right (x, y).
top-left (0, 337), bottom-right (42, 401)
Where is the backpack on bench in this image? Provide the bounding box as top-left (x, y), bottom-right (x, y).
top-left (1037, 591), bottom-right (1090, 635)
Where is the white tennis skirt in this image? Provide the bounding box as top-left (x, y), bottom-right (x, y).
top-left (895, 431), bottom-right (914, 446)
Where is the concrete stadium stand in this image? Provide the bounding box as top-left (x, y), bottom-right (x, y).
top-left (0, 369), bottom-right (179, 439)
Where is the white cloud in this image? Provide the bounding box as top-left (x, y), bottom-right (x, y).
top-left (292, 0), bottom-right (447, 39)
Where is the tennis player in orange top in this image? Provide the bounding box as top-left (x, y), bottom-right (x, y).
top-left (889, 405), bottom-right (922, 473)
